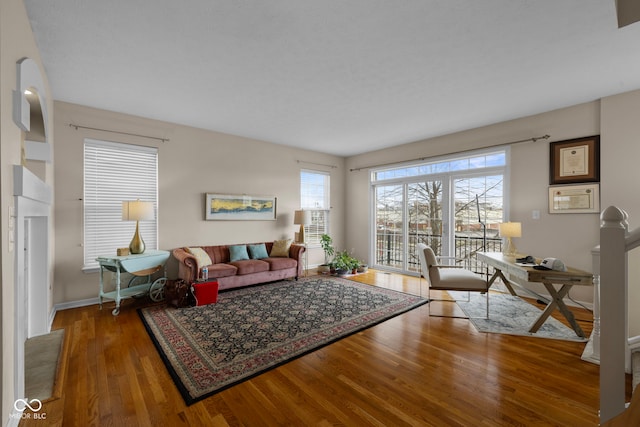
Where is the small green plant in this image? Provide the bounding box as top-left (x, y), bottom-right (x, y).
top-left (331, 250), bottom-right (359, 272)
top-left (320, 234), bottom-right (335, 265)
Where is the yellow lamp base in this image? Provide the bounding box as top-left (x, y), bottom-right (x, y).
top-left (129, 221), bottom-right (146, 254)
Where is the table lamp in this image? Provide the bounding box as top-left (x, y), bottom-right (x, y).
top-left (293, 210), bottom-right (311, 243)
top-left (499, 222), bottom-right (521, 256)
top-left (122, 200), bottom-right (154, 254)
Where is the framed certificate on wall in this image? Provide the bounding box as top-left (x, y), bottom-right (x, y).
top-left (549, 184), bottom-right (600, 214)
top-left (549, 136), bottom-right (600, 185)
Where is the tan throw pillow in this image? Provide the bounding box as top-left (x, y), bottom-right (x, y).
top-left (185, 247), bottom-right (212, 270)
top-left (270, 239), bottom-right (292, 257)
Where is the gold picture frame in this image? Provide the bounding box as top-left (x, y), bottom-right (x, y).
top-left (549, 136), bottom-right (600, 185)
top-left (205, 193), bottom-right (277, 220)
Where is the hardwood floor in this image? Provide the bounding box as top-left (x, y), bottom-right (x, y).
top-left (30, 270), bottom-right (632, 426)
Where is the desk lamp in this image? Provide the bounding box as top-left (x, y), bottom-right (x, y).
top-left (294, 210), bottom-right (311, 243)
top-left (122, 200), bottom-right (154, 254)
top-left (499, 222), bottom-right (521, 256)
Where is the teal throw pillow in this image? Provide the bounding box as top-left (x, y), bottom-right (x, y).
top-left (229, 245), bottom-right (249, 262)
top-left (248, 243), bottom-right (269, 259)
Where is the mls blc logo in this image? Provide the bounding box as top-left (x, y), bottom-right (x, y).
top-left (12, 398), bottom-right (46, 420)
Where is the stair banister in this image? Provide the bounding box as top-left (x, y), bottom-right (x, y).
top-left (600, 206), bottom-right (629, 422)
top-left (582, 245), bottom-right (601, 364)
top-left (626, 227), bottom-right (640, 252)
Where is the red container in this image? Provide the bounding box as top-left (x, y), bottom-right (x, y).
top-left (191, 280), bottom-right (219, 306)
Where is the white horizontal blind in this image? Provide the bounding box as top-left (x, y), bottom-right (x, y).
top-left (300, 170), bottom-right (330, 246)
top-left (84, 139), bottom-right (158, 270)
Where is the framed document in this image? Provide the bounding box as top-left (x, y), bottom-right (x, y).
top-left (549, 136), bottom-right (600, 184)
top-left (549, 184), bottom-right (600, 214)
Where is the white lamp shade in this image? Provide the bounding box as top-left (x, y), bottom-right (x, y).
top-left (293, 209), bottom-right (311, 225)
top-left (122, 200), bottom-right (155, 221)
top-left (499, 222), bottom-right (522, 238)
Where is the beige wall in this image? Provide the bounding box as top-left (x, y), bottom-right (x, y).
top-left (56, 92), bottom-right (640, 310)
top-left (345, 101), bottom-right (604, 305)
top-left (53, 101), bottom-right (345, 304)
top-left (0, 0), bottom-right (54, 422)
top-left (600, 89), bottom-right (640, 336)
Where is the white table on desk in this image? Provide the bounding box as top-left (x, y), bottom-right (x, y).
top-left (477, 252), bottom-right (593, 338)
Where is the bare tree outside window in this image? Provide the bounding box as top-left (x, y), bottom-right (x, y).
top-left (372, 150), bottom-right (506, 275)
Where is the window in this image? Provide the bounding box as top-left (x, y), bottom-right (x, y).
top-left (83, 139), bottom-right (158, 270)
top-left (300, 170), bottom-right (330, 246)
top-left (371, 149), bottom-right (507, 274)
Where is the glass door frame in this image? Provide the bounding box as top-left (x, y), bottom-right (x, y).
top-left (370, 165), bottom-right (506, 275)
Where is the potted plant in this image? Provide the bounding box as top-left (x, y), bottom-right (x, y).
top-left (318, 234), bottom-right (334, 274)
top-left (331, 250), bottom-right (360, 276)
top-left (329, 250), bottom-right (350, 276)
top-left (349, 256), bottom-right (360, 274)
top-left (357, 260), bottom-right (368, 273)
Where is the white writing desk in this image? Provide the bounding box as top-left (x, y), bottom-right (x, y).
top-left (477, 252), bottom-right (593, 338)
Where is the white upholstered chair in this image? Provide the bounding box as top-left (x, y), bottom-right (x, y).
top-left (416, 243), bottom-right (489, 318)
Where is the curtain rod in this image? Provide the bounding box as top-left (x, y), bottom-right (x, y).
top-left (297, 160), bottom-right (338, 169)
top-left (69, 123), bottom-right (169, 143)
top-left (349, 134), bottom-right (550, 172)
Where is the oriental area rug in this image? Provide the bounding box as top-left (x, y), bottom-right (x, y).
top-left (449, 291), bottom-right (588, 342)
top-left (139, 276), bottom-right (427, 405)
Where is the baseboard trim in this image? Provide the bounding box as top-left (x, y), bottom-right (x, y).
top-left (54, 297), bottom-right (100, 312)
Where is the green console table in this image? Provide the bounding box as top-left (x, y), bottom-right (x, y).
top-left (96, 249), bottom-right (170, 315)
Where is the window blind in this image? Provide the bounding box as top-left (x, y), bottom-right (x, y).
top-left (83, 139), bottom-right (158, 270)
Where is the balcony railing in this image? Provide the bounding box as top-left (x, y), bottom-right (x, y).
top-left (375, 231), bottom-right (502, 274)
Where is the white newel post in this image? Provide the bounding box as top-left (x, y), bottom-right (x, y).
top-left (599, 206), bottom-right (628, 423)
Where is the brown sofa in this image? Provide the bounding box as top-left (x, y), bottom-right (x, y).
top-left (172, 242), bottom-right (305, 291)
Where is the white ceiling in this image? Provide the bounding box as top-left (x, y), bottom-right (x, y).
top-left (23, 1), bottom-right (640, 157)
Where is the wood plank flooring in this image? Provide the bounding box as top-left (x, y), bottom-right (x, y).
top-left (30, 270), bottom-right (632, 426)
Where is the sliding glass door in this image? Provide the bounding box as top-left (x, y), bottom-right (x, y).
top-left (375, 185), bottom-right (403, 269)
top-left (406, 180), bottom-right (446, 271)
top-left (372, 149), bottom-right (506, 275)
top-left (374, 180), bottom-right (446, 271)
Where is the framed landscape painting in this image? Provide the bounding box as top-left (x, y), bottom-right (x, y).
top-left (205, 193), bottom-right (277, 220)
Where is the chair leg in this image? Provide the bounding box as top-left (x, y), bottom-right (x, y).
top-left (428, 290), bottom-right (475, 319)
top-left (430, 290), bottom-right (491, 319)
top-left (486, 290), bottom-right (489, 319)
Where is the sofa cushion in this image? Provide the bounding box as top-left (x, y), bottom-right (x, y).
top-left (208, 246), bottom-right (228, 264)
top-left (248, 243), bottom-right (269, 259)
top-left (264, 257), bottom-right (297, 271)
top-left (270, 239), bottom-right (292, 257)
top-left (185, 247), bottom-right (212, 270)
top-left (229, 259), bottom-right (269, 275)
top-left (207, 263), bottom-right (238, 279)
top-left (229, 244), bottom-right (250, 262)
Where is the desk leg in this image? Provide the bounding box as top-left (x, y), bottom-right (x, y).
top-left (487, 268), bottom-right (517, 296)
top-left (529, 283), bottom-right (585, 338)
